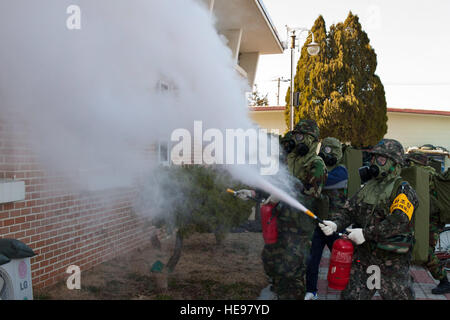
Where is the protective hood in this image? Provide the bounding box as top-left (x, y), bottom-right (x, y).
top-left (319, 137), bottom-right (342, 170)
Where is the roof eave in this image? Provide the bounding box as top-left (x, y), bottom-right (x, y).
top-left (254, 0), bottom-right (284, 54)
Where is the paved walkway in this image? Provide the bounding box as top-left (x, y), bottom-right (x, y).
top-left (317, 248), bottom-right (450, 300)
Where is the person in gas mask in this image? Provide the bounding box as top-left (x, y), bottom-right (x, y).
top-left (305, 137), bottom-right (348, 300)
top-left (319, 139), bottom-right (419, 300)
top-left (261, 119), bottom-right (327, 299)
top-left (257, 130), bottom-right (304, 300)
top-left (236, 120), bottom-right (327, 299)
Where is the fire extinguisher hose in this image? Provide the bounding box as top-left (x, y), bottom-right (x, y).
top-left (227, 188), bottom-right (346, 236)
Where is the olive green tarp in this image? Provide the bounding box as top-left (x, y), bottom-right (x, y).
top-left (400, 166), bottom-right (429, 264)
top-left (340, 146), bottom-right (362, 198)
top-left (434, 169), bottom-right (450, 223)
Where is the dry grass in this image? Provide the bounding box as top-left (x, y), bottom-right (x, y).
top-left (36, 232), bottom-right (268, 300)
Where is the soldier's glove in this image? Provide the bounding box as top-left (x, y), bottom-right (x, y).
top-left (346, 228), bottom-right (365, 245)
top-left (235, 189), bottom-right (256, 201)
top-left (263, 194), bottom-right (280, 205)
top-left (319, 220), bottom-right (337, 236)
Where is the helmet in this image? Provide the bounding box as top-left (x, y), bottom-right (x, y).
top-left (293, 119), bottom-right (320, 141)
top-left (369, 139), bottom-right (404, 165)
top-left (280, 131), bottom-right (294, 143)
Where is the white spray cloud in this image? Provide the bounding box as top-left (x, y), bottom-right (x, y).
top-left (0, 0), bottom-right (308, 221)
top-left (0, 0), bottom-right (250, 186)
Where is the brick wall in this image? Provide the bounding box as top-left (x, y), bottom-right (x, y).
top-left (0, 113), bottom-right (154, 289)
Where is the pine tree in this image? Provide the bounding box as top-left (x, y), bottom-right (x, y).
top-left (285, 12), bottom-right (387, 147)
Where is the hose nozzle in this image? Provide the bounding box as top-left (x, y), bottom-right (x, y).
top-left (305, 209), bottom-right (325, 225)
top-left (226, 188), bottom-right (236, 195)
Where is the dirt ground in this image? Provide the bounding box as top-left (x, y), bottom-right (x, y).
top-left (35, 232), bottom-right (268, 300)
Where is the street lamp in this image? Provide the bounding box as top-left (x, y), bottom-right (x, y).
top-left (285, 26), bottom-right (320, 131)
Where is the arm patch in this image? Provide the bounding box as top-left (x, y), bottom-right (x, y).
top-left (390, 193), bottom-right (414, 221)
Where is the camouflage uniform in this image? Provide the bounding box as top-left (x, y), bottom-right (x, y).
top-left (262, 120), bottom-right (327, 299)
top-left (260, 131), bottom-right (294, 284)
top-left (306, 137), bottom-right (348, 294)
top-left (320, 137), bottom-right (348, 216)
top-left (331, 139), bottom-right (419, 300)
top-left (405, 152), bottom-right (448, 282)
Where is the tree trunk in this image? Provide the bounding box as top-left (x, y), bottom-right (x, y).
top-left (166, 231), bottom-right (183, 273)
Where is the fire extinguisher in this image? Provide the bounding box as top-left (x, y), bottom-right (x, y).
top-left (260, 203), bottom-right (279, 244)
top-left (327, 237), bottom-right (354, 290)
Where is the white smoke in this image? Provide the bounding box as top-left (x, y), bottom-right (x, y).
top-left (0, 0), bottom-right (248, 185)
top-left (0, 0), bottom-right (307, 220)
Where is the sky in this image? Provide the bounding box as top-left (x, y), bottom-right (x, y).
top-left (254, 0), bottom-right (450, 111)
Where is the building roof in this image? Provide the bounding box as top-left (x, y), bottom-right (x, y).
top-left (249, 106), bottom-right (450, 117)
top-left (387, 108), bottom-right (450, 117)
top-left (254, 0), bottom-right (284, 52)
top-left (248, 106), bottom-right (285, 111)
top-left (212, 0), bottom-right (284, 54)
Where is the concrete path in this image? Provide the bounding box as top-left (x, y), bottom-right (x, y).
top-left (317, 248), bottom-right (450, 300)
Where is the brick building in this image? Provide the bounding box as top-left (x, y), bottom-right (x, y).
top-left (0, 0), bottom-right (283, 291)
top-left (0, 110), bottom-right (155, 289)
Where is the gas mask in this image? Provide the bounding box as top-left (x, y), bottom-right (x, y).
top-left (358, 155), bottom-right (395, 183)
top-left (282, 138), bottom-right (296, 155)
top-left (293, 132), bottom-right (315, 156)
top-left (319, 145), bottom-right (338, 167)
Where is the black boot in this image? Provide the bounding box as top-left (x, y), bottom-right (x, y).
top-left (431, 277), bottom-right (450, 295)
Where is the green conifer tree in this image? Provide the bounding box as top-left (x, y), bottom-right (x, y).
top-left (285, 12), bottom-right (387, 147)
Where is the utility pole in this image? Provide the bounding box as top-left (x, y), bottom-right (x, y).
top-left (289, 31), bottom-right (296, 131)
top-left (277, 77), bottom-right (280, 105)
top-left (271, 77), bottom-right (290, 106)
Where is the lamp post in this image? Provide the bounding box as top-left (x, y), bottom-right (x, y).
top-left (285, 26), bottom-right (320, 131)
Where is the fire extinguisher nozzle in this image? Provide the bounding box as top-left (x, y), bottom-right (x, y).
top-left (305, 209), bottom-right (316, 219)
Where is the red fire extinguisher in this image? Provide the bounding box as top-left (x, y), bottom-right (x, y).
top-left (260, 203), bottom-right (278, 244)
top-left (327, 237), bottom-right (354, 290)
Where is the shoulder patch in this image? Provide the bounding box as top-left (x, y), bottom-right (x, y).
top-left (390, 193), bottom-right (414, 221)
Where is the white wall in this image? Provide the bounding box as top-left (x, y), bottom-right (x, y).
top-left (385, 112), bottom-right (450, 151)
top-left (248, 109), bottom-right (286, 135)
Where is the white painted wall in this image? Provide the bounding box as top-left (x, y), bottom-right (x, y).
top-left (385, 112), bottom-right (450, 151)
top-left (248, 109), bottom-right (286, 134)
top-left (239, 52), bottom-right (260, 88)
